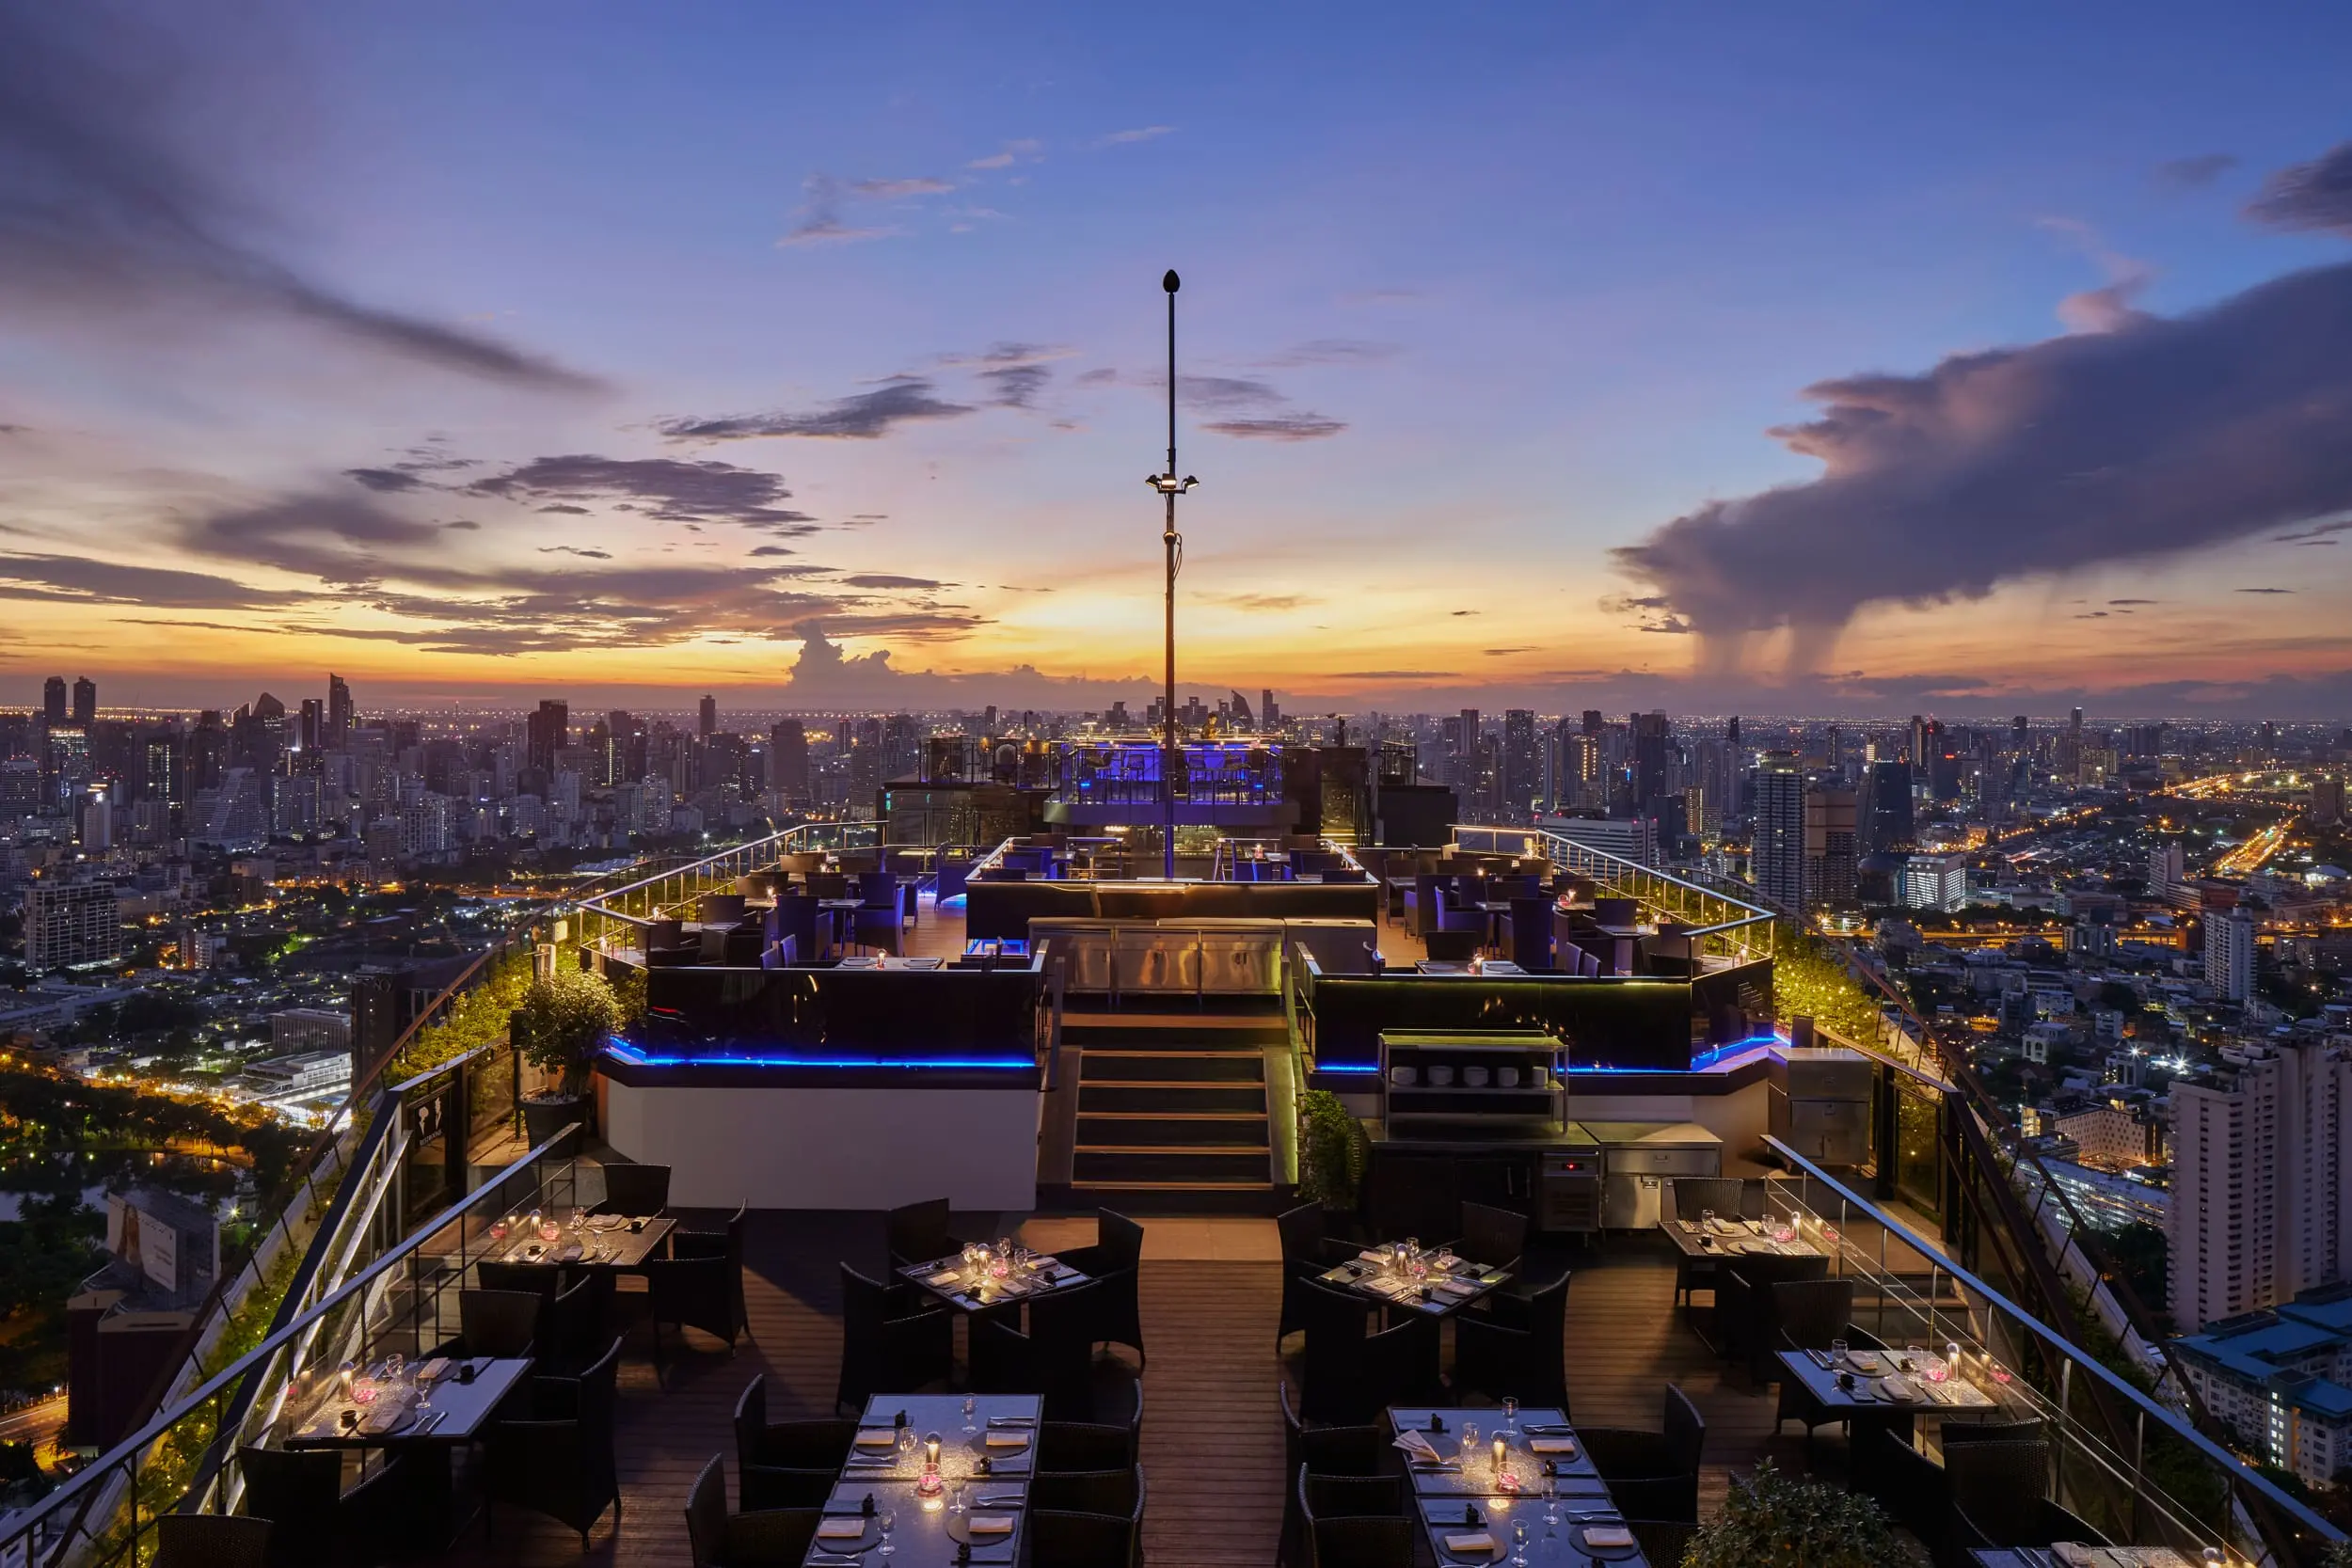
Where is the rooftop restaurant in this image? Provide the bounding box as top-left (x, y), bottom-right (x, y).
top-left (12, 769), bottom-right (2344, 1567)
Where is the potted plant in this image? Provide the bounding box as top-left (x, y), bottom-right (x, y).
top-left (516, 966), bottom-right (622, 1154)
top-left (1684, 1461), bottom-right (1914, 1567)
top-left (1297, 1089), bottom-right (1367, 1212)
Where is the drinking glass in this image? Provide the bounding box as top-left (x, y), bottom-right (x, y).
top-left (1502, 1396), bottom-right (1518, 1433)
top-left (878, 1511), bottom-right (896, 1558)
top-left (898, 1428), bottom-right (918, 1465)
top-left (1512, 1520), bottom-right (1529, 1565)
top-left (1830, 1337), bottom-right (1849, 1368)
top-left (1698, 1208), bottom-right (1714, 1229)
top-left (1459, 1421), bottom-right (1479, 1466)
top-left (961, 1396), bottom-right (977, 1433)
top-left (1541, 1471), bottom-right (1559, 1527)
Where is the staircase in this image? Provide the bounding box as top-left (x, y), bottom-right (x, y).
top-left (1063, 1011), bottom-right (1289, 1212)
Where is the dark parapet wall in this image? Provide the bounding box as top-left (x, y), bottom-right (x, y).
top-left (1304, 972), bottom-right (1697, 1073)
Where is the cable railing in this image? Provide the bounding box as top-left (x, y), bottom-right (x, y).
top-left (572, 820), bottom-right (880, 949)
top-left (4, 1120), bottom-right (584, 1568)
top-left (1760, 1136), bottom-right (2344, 1566)
top-left (1448, 824), bottom-right (1777, 965)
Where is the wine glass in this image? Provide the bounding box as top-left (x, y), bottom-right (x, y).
top-left (1502, 1396), bottom-right (1518, 1433)
top-left (947, 1481), bottom-right (966, 1517)
top-left (877, 1511), bottom-right (896, 1558)
top-left (1512, 1519), bottom-right (1529, 1566)
top-left (1459, 1421), bottom-right (1480, 1468)
top-left (961, 1396), bottom-right (977, 1433)
top-left (1541, 1470), bottom-right (1560, 1527)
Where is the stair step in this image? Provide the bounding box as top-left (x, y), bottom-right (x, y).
top-left (1078, 1084), bottom-right (1267, 1115)
top-left (1073, 1149), bottom-right (1274, 1185)
top-left (1076, 1114), bottom-right (1269, 1148)
top-left (1080, 1052), bottom-right (1265, 1085)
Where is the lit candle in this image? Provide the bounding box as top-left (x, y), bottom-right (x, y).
top-left (1493, 1434), bottom-right (1507, 1476)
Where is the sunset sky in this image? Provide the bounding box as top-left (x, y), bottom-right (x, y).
top-left (7, 3), bottom-right (2352, 717)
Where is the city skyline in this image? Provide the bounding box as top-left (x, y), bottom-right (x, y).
top-left (8, 7), bottom-right (2352, 717)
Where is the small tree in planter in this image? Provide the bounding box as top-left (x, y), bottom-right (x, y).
top-left (516, 966), bottom-right (622, 1152)
top-left (1297, 1089), bottom-right (1367, 1212)
top-left (1685, 1461), bottom-right (1915, 1567)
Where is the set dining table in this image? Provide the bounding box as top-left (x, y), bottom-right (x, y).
top-left (283, 1354), bottom-right (534, 1546)
top-left (1317, 1243), bottom-right (1513, 1320)
top-left (898, 1247), bottom-right (1090, 1316)
top-left (1968, 1550), bottom-right (2200, 1567)
top-left (803, 1394), bottom-right (1041, 1567)
top-left (485, 1212), bottom-right (676, 1271)
top-left (1389, 1407), bottom-right (1646, 1564)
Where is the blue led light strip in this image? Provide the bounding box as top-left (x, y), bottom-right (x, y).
top-left (604, 1038), bottom-right (1032, 1070)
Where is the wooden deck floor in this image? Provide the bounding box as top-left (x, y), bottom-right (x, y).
top-left (441, 1217), bottom-right (1819, 1565)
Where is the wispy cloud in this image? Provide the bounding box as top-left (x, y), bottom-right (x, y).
top-left (1097, 126), bottom-right (1175, 146)
top-left (967, 139), bottom-right (1042, 170)
top-left (658, 377), bottom-right (976, 440)
top-left (468, 454), bottom-right (818, 531)
top-left (777, 176), bottom-right (897, 248)
top-left (0, 6), bottom-right (604, 392)
top-left (850, 177), bottom-right (953, 198)
top-left (2157, 152), bottom-right (2237, 190)
top-left (2246, 143), bottom-right (2352, 236)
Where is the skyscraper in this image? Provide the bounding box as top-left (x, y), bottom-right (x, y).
top-left (1751, 752), bottom-right (1806, 912)
top-left (42, 676), bottom-right (66, 725)
top-left (2169, 1037), bottom-right (2352, 1330)
top-left (71, 676), bottom-right (96, 727)
top-left (326, 673), bottom-right (354, 748)
top-left (2205, 907), bottom-right (2256, 1002)
top-left (1630, 711), bottom-right (1671, 816)
top-left (770, 719), bottom-right (809, 804)
top-left (698, 694), bottom-right (718, 737)
top-left (1861, 759), bottom-right (1915, 853)
top-left (526, 699), bottom-right (569, 774)
top-left (1804, 783), bottom-right (1858, 908)
top-left (1502, 709), bottom-right (1539, 816)
top-left (1261, 689), bottom-right (1279, 729)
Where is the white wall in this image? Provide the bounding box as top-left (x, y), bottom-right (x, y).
top-left (602, 1082), bottom-right (1041, 1212)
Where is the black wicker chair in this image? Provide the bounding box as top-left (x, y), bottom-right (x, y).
top-left (1457, 1202), bottom-right (1527, 1273)
top-left (1029, 1465), bottom-right (1145, 1568)
top-left (644, 1204), bottom-right (747, 1357)
top-left (973, 1283), bottom-right (1101, 1422)
top-left (546, 1273), bottom-right (611, 1375)
top-left (1946, 1439), bottom-right (2063, 1554)
top-left (683, 1454), bottom-right (818, 1567)
top-left (1771, 1280), bottom-right (1857, 1443)
top-left (1575, 1383), bottom-right (1706, 1524)
top-left (484, 1336), bottom-right (624, 1548)
top-left (1037, 1419), bottom-right (1136, 1474)
top-left (1665, 1177), bottom-right (1748, 1307)
top-left (1278, 1202), bottom-right (1347, 1350)
top-left (834, 1262), bottom-right (951, 1416)
top-left (1453, 1270), bottom-right (1570, 1413)
top-left (1031, 1466), bottom-right (1140, 1515)
top-left (884, 1197), bottom-right (962, 1271)
top-left (595, 1162), bottom-right (671, 1217)
top-left (439, 1287), bottom-right (540, 1359)
top-left (231, 1444), bottom-right (410, 1568)
top-left (1295, 1277), bottom-right (1374, 1425)
top-left (1056, 1209), bottom-right (1147, 1369)
top-left (1719, 1254), bottom-right (1830, 1382)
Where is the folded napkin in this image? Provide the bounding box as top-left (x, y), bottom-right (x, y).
top-left (1530, 1437), bottom-right (1578, 1455)
top-left (927, 1271), bottom-right (961, 1288)
top-left (1846, 1351), bottom-right (1884, 1373)
top-left (1581, 1525), bottom-right (1635, 1549)
top-left (1704, 1217), bottom-right (1744, 1235)
top-left (1442, 1531), bottom-right (1496, 1558)
top-left (1435, 1279), bottom-right (1478, 1297)
top-left (967, 1516), bottom-right (1014, 1537)
top-left (555, 1243), bottom-right (583, 1262)
top-left (417, 1357), bottom-right (451, 1383)
top-left (853, 1428), bottom-right (898, 1448)
top-left (358, 1404), bottom-right (405, 1435)
top-left (2051, 1546), bottom-right (2108, 1568)
top-left (1358, 1248), bottom-right (1391, 1263)
top-left (1880, 1375), bottom-right (1918, 1402)
top-left (983, 1431), bottom-right (1029, 1448)
top-left (1394, 1431), bottom-right (1441, 1463)
top-left (816, 1518), bottom-right (866, 1541)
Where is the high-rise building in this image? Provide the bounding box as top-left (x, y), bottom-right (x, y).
top-left (1261, 689), bottom-right (1279, 730)
top-left (1751, 753), bottom-right (1806, 912)
top-left (24, 878), bottom-right (121, 971)
top-left (326, 674), bottom-right (354, 748)
top-left (1803, 783), bottom-right (1858, 909)
top-left (1630, 711), bottom-right (1672, 816)
top-left (526, 699), bottom-right (568, 773)
top-left (1501, 709), bottom-right (1539, 817)
top-left (2149, 842), bottom-right (2185, 897)
top-left (1861, 759), bottom-right (1915, 853)
top-left (295, 698), bottom-right (324, 755)
top-left (71, 676), bottom-right (96, 727)
top-left (2205, 908), bottom-right (2256, 1002)
top-left (2313, 774), bottom-right (2346, 828)
top-left (770, 720), bottom-right (809, 804)
top-left (2169, 1037), bottom-right (2352, 1330)
top-left (42, 676), bottom-right (67, 725)
top-left (698, 694), bottom-right (718, 737)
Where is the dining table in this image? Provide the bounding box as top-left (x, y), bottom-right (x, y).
top-left (898, 1249), bottom-right (1089, 1316)
top-left (1388, 1407), bottom-right (1645, 1565)
top-left (1318, 1244), bottom-right (1512, 1322)
top-left (486, 1212), bottom-right (675, 1271)
top-left (284, 1354), bottom-right (534, 1548)
top-left (802, 1393), bottom-right (1041, 1567)
top-left (1774, 1345), bottom-right (2004, 1418)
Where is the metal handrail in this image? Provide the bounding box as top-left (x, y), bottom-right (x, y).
top-left (1762, 1134), bottom-right (2344, 1555)
top-left (4, 1122), bottom-right (582, 1568)
top-left (575, 821), bottom-right (882, 931)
